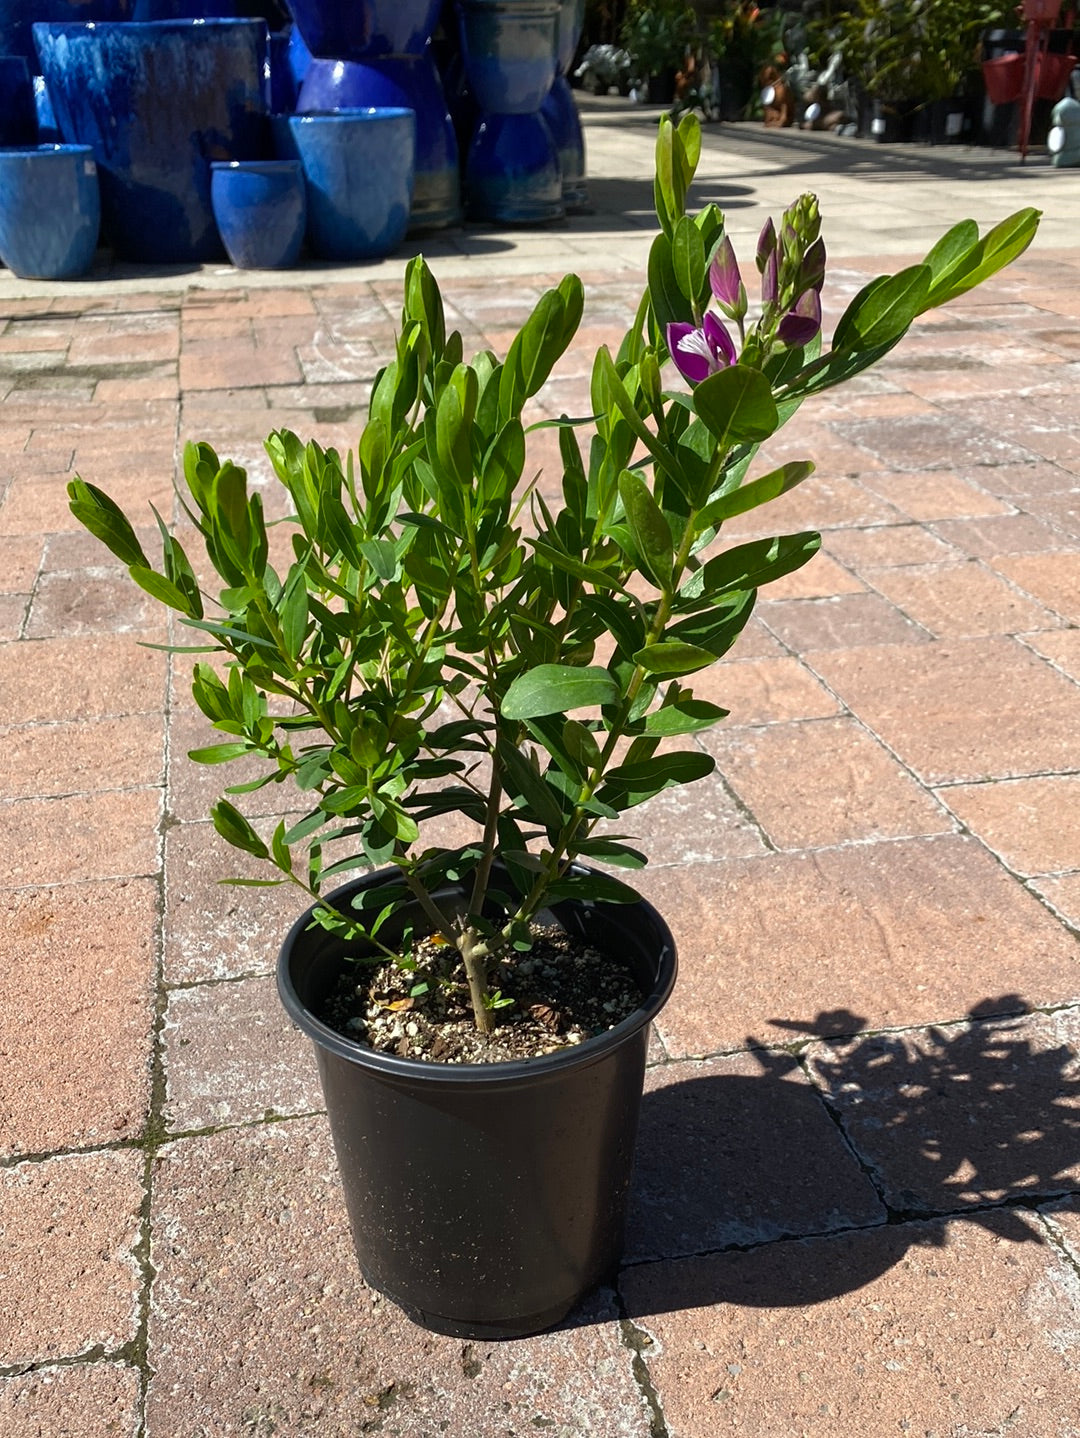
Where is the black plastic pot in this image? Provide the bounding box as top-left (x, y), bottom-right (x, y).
top-left (276, 865), bottom-right (677, 1339)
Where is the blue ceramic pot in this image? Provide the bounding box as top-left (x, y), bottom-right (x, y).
top-left (129, 0), bottom-right (237, 15)
top-left (211, 159), bottom-right (306, 269)
top-left (465, 110), bottom-right (561, 222)
top-left (285, 0), bottom-right (440, 60)
top-left (33, 19), bottom-right (268, 263)
top-left (541, 73), bottom-right (585, 209)
top-left (0, 53), bottom-right (37, 144)
top-left (0, 0), bottom-right (130, 63)
top-left (298, 51), bottom-right (459, 230)
top-left (274, 108), bottom-right (415, 261)
top-left (0, 143), bottom-right (99, 278)
top-left (456, 0), bottom-right (559, 115)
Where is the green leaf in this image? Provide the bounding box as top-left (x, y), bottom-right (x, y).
top-left (692, 531), bottom-right (822, 597)
top-left (497, 740), bottom-right (567, 829)
top-left (128, 565), bottom-right (198, 615)
top-left (271, 820), bottom-right (293, 874)
top-left (693, 366), bottom-right (779, 448)
top-left (633, 640), bottom-right (717, 676)
top-left (923, 207), bottom-right (1040, 309)
top-left (545, 871), bottom-right (642, 904)
top-left (502, 664), bottom-right (620, 720)
top-left (618, 470), bottom-right (673, 591)
top-left (698, 460), bottom-right (814, 527)
top-left (211, 800), bottom-right (269, 860)
top-left (673, 215), bottom-right (706, 305)
top-left (573, 836), bottom-right (648, 868)
top-left (188, 742), bottom-right (252, 764)
top-left (562, 718), bottom-right (602, 771)
top-left (67, 479), bottom-right (149, 568)
top-left (833, 266), bottom-right (930, 353)
top-left (598, 750), bottom-right (715, 808)
top-left (648, 232), bottom-right (693, 335)
top-left (921, 218), bottom-right (979, 289)
top-left (643, 697), bottom-right (728, 734)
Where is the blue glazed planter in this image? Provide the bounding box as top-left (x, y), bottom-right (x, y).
top-left (286, 0), bottom-right (440, 60)
top-left (33, 19), bottom-right (268, 263)
top-left (274, 108), bottom-right (415, 262)
top-left (456, 0), bottom-right (559, 115)
top-left (0, 0), bottom-right (130, 62)
top-left (298, 51), bottom-right (459, 230)
top-left (0, 143), bottom-right (99, 278)
top-left (211, 159), bottom-right (306, 269)
top-left (0, 53), bottom-right (37, 145)
top-left (466, 110), bottom-right (561, 223)
top-left (541, 73), bottom-right (585, 210)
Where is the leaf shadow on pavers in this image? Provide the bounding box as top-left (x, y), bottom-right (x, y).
top-left (620, 995), bottom-right (1080, 1316)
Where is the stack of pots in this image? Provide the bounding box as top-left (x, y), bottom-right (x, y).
top-left (455, 0), bottom-right (563, 222)
top-left (286, 0), bottom-right (458, 233)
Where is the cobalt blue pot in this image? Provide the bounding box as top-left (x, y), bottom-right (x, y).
top-left (285, 0), bottom-right (440, 60)
top-left (0, 143), bottom-right (99, 278)
top-left (0, 0), bottom-right (130, 63)
top-left (0, 53), bottom-right (37, 144)
top-left (541, 73), bottom-right (585, 210)
top-left (274, 108), bottom-right (415, 261)
top-left (465, 110), bottom-right (561, 222)
top-left (298, 51), bottom-right (459, 230)
top-left (33, 19), bottom-right (268, 263)
top-left (286, 20), bottom-right (311, 92)
top-left (211, 159), bottom-right (306, 269)
top-left (456, 0), bottom-right (559, 115)
top-left (266, 30), bottom-right (298, 114)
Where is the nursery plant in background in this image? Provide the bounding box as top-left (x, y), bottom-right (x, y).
top-left (69, 113), bottom-right (1038, 1340)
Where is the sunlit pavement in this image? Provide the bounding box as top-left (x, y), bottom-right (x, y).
top-left (2, 103), bottom-right (1080, 1436)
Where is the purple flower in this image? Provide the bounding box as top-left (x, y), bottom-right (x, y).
top-left (666, 313), bottom-right (737, 385)
top-left (777, 288), bottom-right (822, 346)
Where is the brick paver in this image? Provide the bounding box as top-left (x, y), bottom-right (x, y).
top-left (1, 112), bottom-right (1078, 1435)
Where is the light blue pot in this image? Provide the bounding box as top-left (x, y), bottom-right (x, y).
top-left (211, 159), bottom-right (306, 269)
top-left (297, 51), bottom-right (459, 231)
top-left (275, 108), bottom-right (415, 262)
top-left (456, 0), bottom-right (559, 115)
top-left (0, 143), bottom-right (99, 278)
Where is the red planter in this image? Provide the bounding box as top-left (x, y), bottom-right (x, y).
top-left (983, 53), bottom-right (1024, 103)
top-left (1023, 0), bottom-right (1060, 21)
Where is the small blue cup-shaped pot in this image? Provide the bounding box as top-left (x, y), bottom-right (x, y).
top-left (275, 107), bottom-right (415, 262)
top-left (297, 52), bottom-right (460, 231)
top-left (211, 159), bottom-right (307, 269)
top-left (0, 143), bottom-right (100, 278)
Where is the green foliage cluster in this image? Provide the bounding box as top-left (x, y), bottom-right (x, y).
top-left (829, 0), bottom-right (1019, 102)
top-left (69, 115), bottom-right (1038, 1035)
top-left (620, 0), bottom-right (696, 81)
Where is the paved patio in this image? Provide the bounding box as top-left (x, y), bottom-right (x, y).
top-left (2, 106), bottom-right (1080, 1436)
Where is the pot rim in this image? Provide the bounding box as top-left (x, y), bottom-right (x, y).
top-left (286, 106), bottom-right (416, 123)
top-left (277, 866), bottom-right (678, 1087)
top-left (33, 18), bottom-right (269, 35)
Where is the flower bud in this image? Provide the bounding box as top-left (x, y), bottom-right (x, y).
top-left (802, 237), bottom-right (827, 294)
top-left (761, 248), bottom-right (779, 305)
top-left (777, 288), bottom-right (822, 347)
top-left (709, 236), bottom-right (744, 316)
top-left (756, 217), bottom-right (776, 273)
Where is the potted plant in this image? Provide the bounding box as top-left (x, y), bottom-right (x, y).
top-left (67, 113), bottom-right (1039, 1340)
top-left (619, 0), bottom-right (695, 102)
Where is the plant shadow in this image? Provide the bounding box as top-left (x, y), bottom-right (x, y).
top-left (603, 994), bottom-right (1080, 1320)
